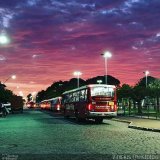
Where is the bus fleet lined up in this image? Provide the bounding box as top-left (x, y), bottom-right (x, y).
top-left (30, 84), bottom-right (118, 123)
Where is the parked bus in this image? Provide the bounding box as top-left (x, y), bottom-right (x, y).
top-left (40, 97), bottom-right (62, 111)
top-left (62, 84), bottom-right (117, 123)
top-left (26, 101), bottom-right (36, 108)
top-left (50, 97), bottom-right (62, 112)
top-left (40, 100), bottom-right (51, 110)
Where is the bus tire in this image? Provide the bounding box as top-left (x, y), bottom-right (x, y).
top-left (95, 118), bottom-right (103, 124)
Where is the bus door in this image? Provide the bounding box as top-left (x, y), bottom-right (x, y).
top-left (74, 90), bottom-right (87, 118)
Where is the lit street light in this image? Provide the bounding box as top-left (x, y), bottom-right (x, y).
top-left (3, 75), bottom-right (16, 84)
top-left (0, 33), bottom-right (10, 44)
top-left (101, 51), bottom-right (112, 84)
top-left (144, 70), bottom-right (149, 88)
top-left (73, 71), bottom-right (82, 88)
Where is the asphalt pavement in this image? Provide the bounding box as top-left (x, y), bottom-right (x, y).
top-left (0, 109), bottom-right (160, 160)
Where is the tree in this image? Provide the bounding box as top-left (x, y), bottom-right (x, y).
top-left (117, 84), bottom-right (133, 115)
top-left (10, 95), bottom-right (24, 111)
top-left (86, 75), bottom-right (120, 86)
top-left (136, 76), bottom-right (156, 87)
top-left (0, 82), bottom-right (6, 89)
top-left (149, 79), bottom-right (160, 112)
top-left (27, 93), bottom-right (32, 102)
top-left (36, 75), bottom-right (121, 102)
top-left (0, 87), bottom-right (13, 103)
top-left (117, 84), bottom-right (133, 99)
top-left (133, 76), bottom-right (158, 114)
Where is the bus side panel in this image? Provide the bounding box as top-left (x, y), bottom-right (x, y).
top-left (74, 101), bottom-right (88, 119)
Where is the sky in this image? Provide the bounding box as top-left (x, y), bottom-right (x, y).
top-left (0, 0), bottom-right (160, 98)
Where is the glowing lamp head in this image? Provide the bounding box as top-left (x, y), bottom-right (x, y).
top-left (11, 75), bottom-right (16, 79)
top-left (0, 34), bottom-right (9, 44)
top-left (103, 51), bottom-right (112, 58)
top-left (145, 71), bottom-right (149, 76)
top-left (73, 71), bottom-right (82, 76)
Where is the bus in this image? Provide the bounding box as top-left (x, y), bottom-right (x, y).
top-left (50, 97), bottom-right (62, 112)
top-left (62, 84), bottom-right (117, 123)
top-left (40, 100), bottom-right (51, 110)
top-left (26, 101), bottom-right (36, 108)
top-left (40, 97), bottom-right (62, 111)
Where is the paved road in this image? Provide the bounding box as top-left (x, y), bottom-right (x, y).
top-left (0, 109), bottom-right (160, 160)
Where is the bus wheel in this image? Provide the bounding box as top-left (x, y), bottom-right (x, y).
top-left (95, 118), bottom-right (103, 124)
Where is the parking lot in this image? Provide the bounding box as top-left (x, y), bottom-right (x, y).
top-left (0, 109), bottom-right (160, 160)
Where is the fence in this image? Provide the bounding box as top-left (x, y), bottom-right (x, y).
top-left (117, 97), bottom-right (160, 120)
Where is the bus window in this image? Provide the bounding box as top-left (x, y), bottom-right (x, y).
top-left (91, 86), bottom-right (114, 97)
top-left (73, 91), bottom-right (79, 102)
top-left (79, 90), bottom-right (87, 101)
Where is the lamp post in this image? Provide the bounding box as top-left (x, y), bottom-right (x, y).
top-left (73, 71), bottom-right (82, 88)
top-left (144, 71), bottom-right (149, 88)
top-left (3, 75), bottom-right (16, 84)
top-left (101, 51), bottom-right (112, 84)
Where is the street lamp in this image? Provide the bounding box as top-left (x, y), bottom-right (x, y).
top-left (0, 33), bottom-right (9, 44)
top-left (73, 71), bottom-right (82, 88)
top-left (101, 51), bottom-right (112, 84)
top-left (3, 75), bottom-right (16, 84)
top-left (144, 71), bottom-right (149, 88)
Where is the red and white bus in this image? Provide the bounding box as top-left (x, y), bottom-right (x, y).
top-left (26, 101), bottom-right (36, 108)
top-left (40, 100), bottom-right (51, 110)
top-left (40, 97), bottom-right (62, 111)
top-left (62, 84), bottom-right (117, 123)
top-left (50, 97), bottom-right (62, 112)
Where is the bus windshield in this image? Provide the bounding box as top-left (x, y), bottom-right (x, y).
top-left (91, 86), bottom-right (114, 97)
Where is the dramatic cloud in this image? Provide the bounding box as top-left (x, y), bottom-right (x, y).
top-left (0, 0), bottom-right (160, 97)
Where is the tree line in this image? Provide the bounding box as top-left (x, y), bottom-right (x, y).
top-left (30, 75), bottom-right (159, 114)
top-left (117, 76), bottom-right (160, 114)
top-left (33, 75), bottom-right (120, 103)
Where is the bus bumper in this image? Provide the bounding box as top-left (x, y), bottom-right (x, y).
top-left (87, 111), bottom-right (117, 118)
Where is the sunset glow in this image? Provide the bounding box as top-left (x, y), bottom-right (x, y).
top-left (0, 0), bottom-right (160, 97)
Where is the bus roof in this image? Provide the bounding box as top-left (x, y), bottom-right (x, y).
top-left (47, 96), bottom-right (62, 101)
top-left (62, 84), bottom-right (116, 95)
top-left (40, 96), bottom-right (61, 103)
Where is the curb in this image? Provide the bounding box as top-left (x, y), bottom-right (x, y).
top-left (112, 118), bottom-right (160, 133)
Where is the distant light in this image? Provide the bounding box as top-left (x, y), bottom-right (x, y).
top-left (11, 75), bottom-right (16, 79)
top-left (0, 55), bottom-right (6, 61)
top-left (0, 34), bottom-right (9, 44)
top-left (156, 33), bottom-right (160, 37)
top-left (103, 51), bottom-right (112, 58)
